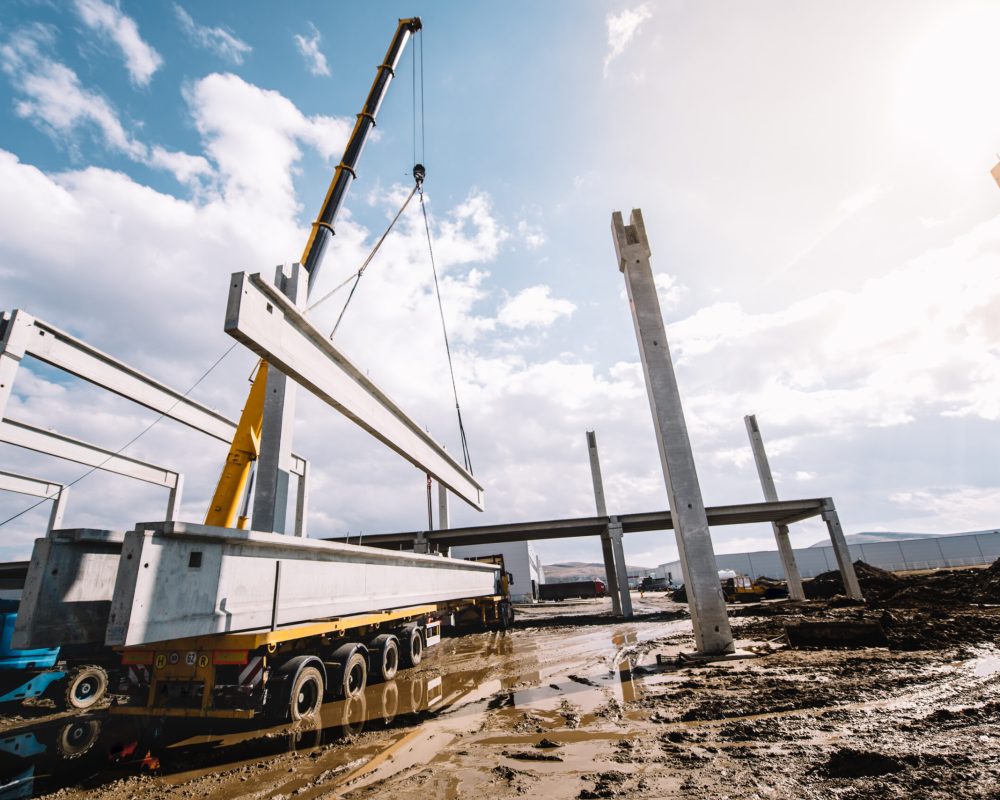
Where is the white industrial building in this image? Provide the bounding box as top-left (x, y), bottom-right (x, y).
top-left (657, 529), bottom-right (1000, 584)
top-left (450, 541), bottom-right (545, 603)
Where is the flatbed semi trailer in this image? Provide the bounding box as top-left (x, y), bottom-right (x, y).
top-left (113, 593), bottom-right (512, 721)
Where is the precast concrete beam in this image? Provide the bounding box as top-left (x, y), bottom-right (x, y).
top-left (821, 499), bottom-right (864, 601)
top-left (0, 308), bottom-right (309, 479)
top-left (612, 208), bottom-right (733, 654)
top-left (1, 417), bottom-right (184, 520)
top-left (744, 415), bottom-right (805, 601)
top-left (0, 469), bottom-right (68, 532)
top-left (106, 521), bottom-right (499, 646)
top-left (225, 272), bottom-right (484, 511)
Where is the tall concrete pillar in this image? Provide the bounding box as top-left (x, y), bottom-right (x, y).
top-left (821, 499), bottom-right (863, 600)
top-left (612, 209), bottom-right (733, 654)
top-left (586, 430), bottom-right (624, 616)
top-left (46, 486), bottom-right (68, 533)
top-left (0, 311), bottom-right (29, 421)
top-left (608, 517), bottom-right (633, 618)
top-left (744, 414), bottom-right (805, 601)
top-left (253, 263), bottom-right (305, 534)
top-left (294, 460), bottom-right (309, 537)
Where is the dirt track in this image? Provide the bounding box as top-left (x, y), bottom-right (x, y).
top-left (1, 566), bottom-right (998, 799)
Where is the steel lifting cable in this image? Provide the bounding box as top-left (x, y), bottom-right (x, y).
top-left (0, 342), bottom-right (240, 529)
top-left (308, 182), bottom-right (420, 337)
top-left (418, 182), bottom-right (473, 474)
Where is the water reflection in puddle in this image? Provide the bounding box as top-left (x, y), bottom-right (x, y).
top-left (0, 624), bottom-right (663, 797)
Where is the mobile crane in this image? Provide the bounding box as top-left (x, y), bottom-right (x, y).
top-left (204, 17), bottom-right (423, 532)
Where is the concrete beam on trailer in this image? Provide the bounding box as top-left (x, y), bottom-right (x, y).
top-left (612, 208), bottom-right (732, 654)
top-left (1, 417), bottom-right (184, 521)
top-left (0, 469), bottom-right (68, 532)
top-left (106, 521), bottom-right (500, 646)
top-left (586, 430), bottom-right (626, 616)
top-left (13, 528), bottom-right (125, 648)
top-left (744, 415), bottom-right (805, 601)
top-left (324, 498), bottom-right (830, 548)
top-left (224, 271), bottom-right (484, 511)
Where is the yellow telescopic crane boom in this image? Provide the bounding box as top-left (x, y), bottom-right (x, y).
top-left (205, 17), bottom-right (423, 529)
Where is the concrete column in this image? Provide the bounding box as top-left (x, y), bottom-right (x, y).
top-left (0, 311), bottom-right (30, 421)
top-left (46, 486), bottom-right (68, 533)
top-left (821, 499), bottom-right (863, 600)
top-left (166, 474), bottom-right (183, 523)
top-left (608, 517), bottom-right (633, 618)
top-left (438, 483), bottom-right (450, 530)
top-left (612, 209), bottom-right (733, 654)
top-left (744, 414), bottom-right (805, 601)
top-left (587, 430), bottom-right (623, 616)
top-left (294, 459), bottom-right (309, 537)
top-left (253, 264), bottom-right (305, 534)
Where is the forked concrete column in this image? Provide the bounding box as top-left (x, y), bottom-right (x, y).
top-left (586, 430), bottom-right (623, 616)
top-left (744, 414), bottom-right (805, 601)
top-left (608, 517), bottom-right (633, 618)
top-left (821, 499), bottom-right (863, 600)
top-left (253, 263), bottom-right (306, 534)
top-left (612, 208), bottom-right (733, 654)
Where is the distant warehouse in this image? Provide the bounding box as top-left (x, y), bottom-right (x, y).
top-left (657, 529), bottom-right (1000, 583)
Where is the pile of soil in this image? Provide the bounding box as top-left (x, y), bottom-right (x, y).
top-left (804, 559), bottom-right (1000, 607)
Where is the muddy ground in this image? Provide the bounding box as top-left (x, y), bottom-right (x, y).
top-left (2, 563), bottom-right (998, 799)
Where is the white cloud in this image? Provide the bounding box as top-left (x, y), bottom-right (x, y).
top-left (497, 286), bottom-right (576, 329)
top-left (1, 25), bottom-right (146, 158)
top-left (603, 3), bottom-right (653, 77)
top-left (294, 23), bottom-right (331, 77)
top-left (0, 27), bottom-right (212, 189)
top-left (887, 487), bottom-right (1000, 533)
top-left (174, 4), bottom-right (251, 65)
top-left (516, 219), bottom-right (546, 250)
top-left (73, 0), bottom-right (162, 87)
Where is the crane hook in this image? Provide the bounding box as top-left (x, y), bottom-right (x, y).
top-left (413, 163), bottom-right (426, 187)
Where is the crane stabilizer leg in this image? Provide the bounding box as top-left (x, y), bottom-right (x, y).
top-left (204, 362), bottom-right (268, 529)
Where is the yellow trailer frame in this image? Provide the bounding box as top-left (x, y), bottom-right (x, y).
top-left (112, 596), bottom-right (505, 719)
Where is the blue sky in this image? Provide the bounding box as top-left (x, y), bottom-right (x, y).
top-left (0, 0), bottom-right (998, 569)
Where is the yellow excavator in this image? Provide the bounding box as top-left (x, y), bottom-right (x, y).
top-left (203, 18), bottom-right (422, 529)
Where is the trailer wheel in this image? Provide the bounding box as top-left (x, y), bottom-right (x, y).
top-left (64, 665), bottom-right (109, 711)
top-left (56, 718), bottom-right (102, 758)
top-left (369, 635), bottom-right (400, 682)
top-left (401, 627), bottom-right (423, 668)
top-left (289, 666), bottom-right (324, 721)
top-left (338, 652), bottom-right (368, 699)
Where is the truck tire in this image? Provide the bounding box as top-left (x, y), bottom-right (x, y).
top-left (288, 666), bottom-right (324, 721)
top-left (369, 634), bottom-right (400, 682)
top-left (400, 626), bottom-right (423, 668)
top-left (64, 665), bottom-right (108, 711)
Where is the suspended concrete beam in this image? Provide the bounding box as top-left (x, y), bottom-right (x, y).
top-left (744, 415), bottom-right (805, 601)
top-left (106, 521), bottom-right (499, 646)
top-left (0, 469), bottom-right (68, 533)
top-left (586, 430), bottom-right (628, 617)
top-left (1, 417), bottom-right (183, 521)
top-left (612, 208), bottom-right (733, 655)
top-left (225, 272), bottom-right (484, 511)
